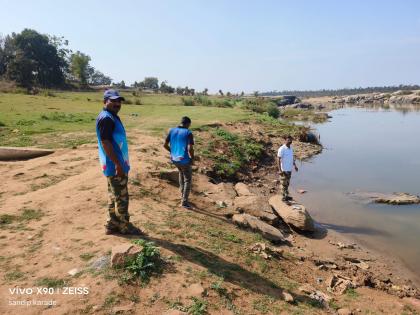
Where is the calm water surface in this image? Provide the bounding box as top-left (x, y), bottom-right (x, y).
top-left (293, 105), bottom-right (420, 280)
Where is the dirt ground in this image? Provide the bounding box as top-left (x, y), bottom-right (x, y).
top-left (0, 126), bottom-right (419, 315)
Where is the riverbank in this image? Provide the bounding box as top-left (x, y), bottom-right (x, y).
top-left (0, 92), bottom-right (419, 314)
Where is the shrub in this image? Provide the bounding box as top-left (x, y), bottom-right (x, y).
top-left (181, 98), bottom-right (195, 106)
top-left (266, 103), bottom-right (280, 119)
top-left (117, 239), bottom-right (163, 284)
top-left (134, 98), bottom-right (142, 105)
top-left (40, 89), bottom-right (56, 97)
top-left (193, 95), bottom-right (212, 106)
top-left (125, 99), bottom-right (133, 105)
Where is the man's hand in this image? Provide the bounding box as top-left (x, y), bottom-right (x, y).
top-left (116, 163), bottom-right (124, 177)
top-left (294, 165), bottom-right (299, 172)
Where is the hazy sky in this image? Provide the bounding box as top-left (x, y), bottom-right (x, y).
top-left (1, 0), bottom-right (419, 92)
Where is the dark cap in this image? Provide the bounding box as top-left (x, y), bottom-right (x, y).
top-left (104, 89), bottom-right (125, 101)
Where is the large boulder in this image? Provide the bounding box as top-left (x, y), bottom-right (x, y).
top-left (233, 195), bottom-right (279, 225)
top-left (269, 195), bottom-right (315, 232)
top-left (234, 182), bottom-right (254, 196)
top-left (111, 244), bottom-right (143, 267)
top-left (232, 213), bottom-right (286, 243)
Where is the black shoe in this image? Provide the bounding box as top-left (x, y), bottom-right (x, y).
top-left (181, 202), bottom-right (192, 209)
top-left (281, 197), bottom-right (288, 202)
top-left (105, 224), bottom-right (120, 235)
top-left (285, 196), bottom-right (293, 201)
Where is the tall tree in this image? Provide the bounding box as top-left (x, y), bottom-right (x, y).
top-left (139, 77), bottom-right (159, 90)
top-left (3, 29), bottom-right (67, 87)
top-left (70, 51), bottom-right (91, 86)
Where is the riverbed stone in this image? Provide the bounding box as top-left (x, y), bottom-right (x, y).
top-left (232, 213), bottom-right (286, 243)
top-left (269, 195), bottom-right (315, 232)
top-left (233, 195), bottom-right (279, 225)
top-left (234, 182), bottom-right (254, 196)
top-left (374, 192), bottom-right (420, 205)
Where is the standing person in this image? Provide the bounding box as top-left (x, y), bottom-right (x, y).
top-left (277, 135), bottom-right (298, 202)
top-left (164, 117), bottom-right (195, 209)
top-left (96, 89), bottom-right (140, 235)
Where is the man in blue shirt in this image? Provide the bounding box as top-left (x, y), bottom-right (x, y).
top-left (96, 89), bottom-right (140, 235)
top-left (164, 117), bottom-right (195, 208)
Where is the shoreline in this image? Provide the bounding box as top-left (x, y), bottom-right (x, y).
top-left (276, 107), bottom-right (420, 289)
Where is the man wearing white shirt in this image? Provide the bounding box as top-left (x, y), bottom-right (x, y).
top-left (277, 135), bottom-right (298, 201)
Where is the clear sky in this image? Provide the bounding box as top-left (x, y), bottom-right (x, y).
top-left (1, 0), bottom-right (419, 92)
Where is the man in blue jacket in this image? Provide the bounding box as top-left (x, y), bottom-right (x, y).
top-left (96, 89), bottom-right (140, 235)
top-left (164, 116), bottom-right (195, 208)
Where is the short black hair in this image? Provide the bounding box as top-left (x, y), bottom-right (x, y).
top-left (181, 116), bottom-right (191, 126)
top-left (283, 135), bottom-right (293, 140)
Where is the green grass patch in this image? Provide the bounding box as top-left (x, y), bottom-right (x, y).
top-left (187, 297), bottom-right (208, 315)
top-left (4, 270), bottom-right (25, 281)
top-left (35, 277), bottom-right (67, 288)
top-left (0, 208), bottom-right (44, 228)
top-left (280, 108), bottom-right (328, 123)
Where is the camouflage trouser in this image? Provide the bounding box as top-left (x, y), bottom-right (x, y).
top-left (106, 174), bottom-right (130, 232)
top-left (280, 171), bottom-right (291, 198)
top-left (174, 162), bottom-right (192, 204)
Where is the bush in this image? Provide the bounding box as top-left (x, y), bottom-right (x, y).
top-left (134, 98), bottom-right (142, 105)
top-left (266, 103), bottom-right (280, 118)
top-left (117, 239), bottom-right (163, 284)
top-left (193, 95), bottom-right (212, 106)
top-left (125, 99), bottom-right (133, 105)
top-left (201, 128), bottom-right (264, 180)
top-left (214, 99), bottom-right (234, 108)
top-left (181, 98), bottom-right (195, 106)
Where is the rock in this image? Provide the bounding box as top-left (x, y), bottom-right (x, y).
top-left (234, 182), bottom-right (254, 196)
top-left (111, 244), bottom-right (143, 267)
top-left (186, 283), bottom-right (205, 297)
top-left (297, 189), bottom-right (307, 194)
top-left (343, 257), bottom-right (369, 270)
top-left (327, 274), bottom-right (354, 295)
top-left (314, 259), bottom-right (338, 270)
top-left (233, 195), bottom-right (279, 225)
top-left (281, 291), bottom-right (294, 303)
top-left (299, 284), bottom-right (331, 306)
top-left (374, 192), bottom-right (420, 205)
top-left (90, 255), bottom-right (110, 270)
top-left (67, 268), bottom-right (80, 276)
top-left (201, 181), bottom-right (236, 206)
top-left (269, 195), bottom-right (315, 232)
top-left (216, 200), bottom-right (227, 208)
top-left (232, 214), bottom-right (286, 243)
top-left (337, 308), bottom-right (352, 315)
top-left (249, 242), bottom-right (284, 259)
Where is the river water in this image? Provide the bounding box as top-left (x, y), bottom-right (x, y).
top-left (292, 105), bottom-right (420, 280)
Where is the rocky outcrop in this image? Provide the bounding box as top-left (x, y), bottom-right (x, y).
top-left (331, 90), bottom-right (420, 105)
top-left (269, 195), bottom-right (315, 232)
top-left (374, 192), bottom-right (420, 205)
top-left (232, 213), bottom-right (286, 243)
top-left (233, 195), bottom-right (279, 225)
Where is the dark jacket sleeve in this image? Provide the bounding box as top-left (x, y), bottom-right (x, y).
top-left (97, 116), bottom-right (115, 141)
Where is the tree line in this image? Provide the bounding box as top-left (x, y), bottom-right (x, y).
top-left (0, 29), bottom-right (111, 89)
top-left (261, 85), bottom-right (420, 98)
